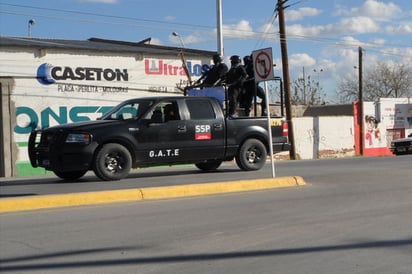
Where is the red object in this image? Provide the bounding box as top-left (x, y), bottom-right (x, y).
top-left (353, 102), bottom-right (393, 156)
top-left (282, 121), bottom-right (289, 137)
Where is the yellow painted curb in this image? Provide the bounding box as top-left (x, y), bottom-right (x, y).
top-left (0, 176), bottom-right (305, 213)
top-left (141, 176), bottom-right (305, 199)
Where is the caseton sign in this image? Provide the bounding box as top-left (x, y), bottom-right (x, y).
top-left (36, 63), bottom-right (129, 85)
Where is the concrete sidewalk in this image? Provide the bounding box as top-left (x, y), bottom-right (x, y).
top-left (0, 176), bottom-right (306, 213)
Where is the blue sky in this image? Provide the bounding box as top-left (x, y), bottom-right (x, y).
top-left (1, 0), bottom-right (412, 102)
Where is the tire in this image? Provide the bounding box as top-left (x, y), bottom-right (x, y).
top-left (195, 160), bottom-right (222, 171)
top-left (53, 170), bottom-right (87, 180)
top-left (235, 138), bottom-right (267, 171)
top-left (93, 143), bottom-right (132, 181)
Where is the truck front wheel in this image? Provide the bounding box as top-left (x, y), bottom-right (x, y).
top-left (93, 143), bottom-right (132, 181)
top-left (236, 138), bottom-right (267, 171)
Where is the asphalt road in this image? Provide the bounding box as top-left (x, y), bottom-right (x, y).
top-left (1, 159), bottom-right (303, 197)
top-left (1, 155), bottom-right (409, 197)
top-left (1, 155), bottom-right (412, 273)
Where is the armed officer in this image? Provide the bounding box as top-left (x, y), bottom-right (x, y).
top-left (225, 55), bottom-right (247, 117)
top-left (242, 55), bottom-right (267, 116)
top-left (193, 54), bottom-right (228, 88)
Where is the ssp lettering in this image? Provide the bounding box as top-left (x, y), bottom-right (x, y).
top-left (195, 125), bottom-right (212, 140)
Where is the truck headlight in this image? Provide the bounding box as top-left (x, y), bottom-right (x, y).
top-left (65, 133), bottom-right (91, 144)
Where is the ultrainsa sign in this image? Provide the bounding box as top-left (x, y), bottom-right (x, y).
top-left (144, 59), bottom-right (209, 77)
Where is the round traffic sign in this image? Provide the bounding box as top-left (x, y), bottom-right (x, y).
top-left (254, 51), bottom-right (272, 80)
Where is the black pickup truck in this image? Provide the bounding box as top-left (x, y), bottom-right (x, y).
top-left (28, 96), bottom-right (290, 181)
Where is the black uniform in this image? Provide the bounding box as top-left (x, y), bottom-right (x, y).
top-left (195, 54), bottom-right (228, 88)
top-left (225, 55), bottom-right (247, 116)
top-left (242, 55), bottom-right (267, 116)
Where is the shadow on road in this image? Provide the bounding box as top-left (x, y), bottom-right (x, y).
top-left (1, 237), bottom-right (412, 271)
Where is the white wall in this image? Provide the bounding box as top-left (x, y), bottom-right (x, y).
top-left (293, 116), bottom-right (355, 159)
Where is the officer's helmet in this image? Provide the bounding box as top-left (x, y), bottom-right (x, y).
top-left (243, 55), bottom-right (252, 65)
top-left (212, 54), bottom-right (223, 64)
top-left (230, 55), bottom-right (241, 65)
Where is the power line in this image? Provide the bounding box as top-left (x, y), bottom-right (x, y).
top-left (0, 2), bottom-right (213, 30)
top-left (0, 10), bottom-right (208, 33)
top-left (1, 2), bottom-right (411, 60)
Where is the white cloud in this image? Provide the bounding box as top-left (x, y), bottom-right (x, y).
top-left (340, 16), bottom-right (380, 34)
top-left (372, 38), bottom-right (386, 45)
top-left (386, 23), bottom-right (412, 34)
top-left (286, 7), bottom-right (322, 21)
top-left (286, 16), bottom-right (379, 38)
top-left (223, 20), bottom-right (254, 39)
top-left (257, 23), bottom-right (278, 39)
top-left (336, 0), bottom-right (402, 24)
top-left (289, 53), bottom-right (316, 68)
top-left (287, 24), bottom-right (334, 37)
top-left (350, 0), bottom-right (401, 20)
top-left (338, 36), bottom-right (365, 47)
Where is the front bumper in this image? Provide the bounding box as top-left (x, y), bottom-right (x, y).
top-left (28, 130), bottom-right (97, 172)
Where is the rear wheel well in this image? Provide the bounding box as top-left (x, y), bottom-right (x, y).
top-left (238, 134), bottom-right (269, 154)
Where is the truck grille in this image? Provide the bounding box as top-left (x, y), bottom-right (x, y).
top-left (32, 130), bottom-right (62, 147)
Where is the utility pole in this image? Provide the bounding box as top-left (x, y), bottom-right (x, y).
top-left (358, 46), bottom-right (364, 156)
top-left (277, 0), bottom-right (296, 160)
top-left (216, 0), bottom-right (224, 56)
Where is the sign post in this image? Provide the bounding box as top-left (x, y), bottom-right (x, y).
top-left (252, 48), bottom-right (276, 178)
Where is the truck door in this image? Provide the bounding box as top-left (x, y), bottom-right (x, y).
top-left (182, 98), bottom-right (225, 160)
top-left (133, 98), bottom-right (225, 164)
top-left (132, 100), bottom-right (186, 164)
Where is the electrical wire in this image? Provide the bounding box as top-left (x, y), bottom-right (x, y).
top-left (1, 1), bottom-right (411, 59)
top-left (0, 2), bottom-right (214, 30)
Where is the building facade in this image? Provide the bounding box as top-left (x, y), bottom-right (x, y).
top-left (0, 36), bottom-right (216, 177)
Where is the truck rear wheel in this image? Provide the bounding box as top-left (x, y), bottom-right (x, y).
top-left (93, 143), bottom-right (132, 181)
top-left (236, 138), bottom-right (267, 171)
top-left (195, 160), bottom-right (222, 171)
top-left (53, 170), bottom-right (88, 180)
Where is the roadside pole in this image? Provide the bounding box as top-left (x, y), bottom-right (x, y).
top-left (264, 80), bottom-right (275, 178)
top-left (252, 48), bottom-right (276, 178)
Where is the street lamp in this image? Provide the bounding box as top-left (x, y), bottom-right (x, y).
top-left (28, 19), bottom-right (35, 37)
top-left (172, 32), bottom-right (192, 88)
top-left (172, 32), bottom-right (186, 48)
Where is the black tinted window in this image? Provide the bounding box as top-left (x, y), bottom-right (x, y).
top-left (186, 100), bottom-right (216, 120)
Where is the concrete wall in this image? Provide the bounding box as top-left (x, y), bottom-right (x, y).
top-left (0, 78), bottom-right (17, 177)
top-left (293, 116), bottom-right (355, 159)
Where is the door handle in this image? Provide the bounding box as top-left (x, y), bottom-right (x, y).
top-left (178, 125), bottom-right (187, 132)
top-left (214, 123), bottom-right (223, 130)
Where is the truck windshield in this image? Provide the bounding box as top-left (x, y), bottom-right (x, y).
top-left (100, 99), bottom-right (154, 121)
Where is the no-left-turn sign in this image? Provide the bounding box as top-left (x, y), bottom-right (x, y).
top-left (252, 48), bottom-right (275, 82)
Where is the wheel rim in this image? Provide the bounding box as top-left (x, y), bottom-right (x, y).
top-left (246, 146), bottom-right (261, 163)
top-left (104, 152), bottom-right (125, 173)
